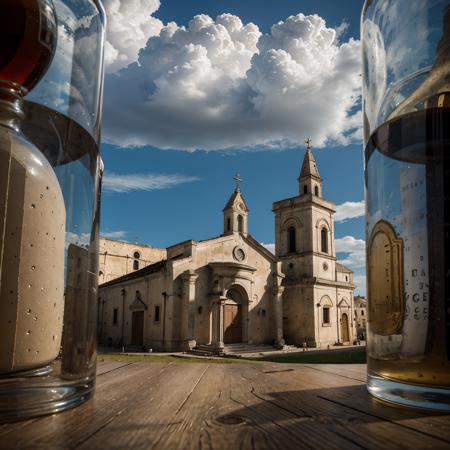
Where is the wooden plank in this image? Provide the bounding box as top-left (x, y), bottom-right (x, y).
top-left (284, 363), bottom-right (450, 443)
top-left (75, 362), bottom-right (211, 450)
top-left (0, 362), bottom-right (171, 449)
top-left (248, 363), bottom-right (450, 449)
top-left (96, 360), bottom-right (132, 375)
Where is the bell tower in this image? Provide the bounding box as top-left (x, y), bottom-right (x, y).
top-left (223, 172), bottom-right (249, 236)
top-left (273, 139), bottom-right (336, 280)
top-left (298, 138), bottom-right (323, 197)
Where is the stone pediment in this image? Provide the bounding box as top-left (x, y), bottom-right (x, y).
top-left (208, 262), bottom-right (257, 273)
top-left (129, 297), bottom-right (148, 311)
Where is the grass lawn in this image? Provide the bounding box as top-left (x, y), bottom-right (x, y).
top-left (254, 348), bottom-right (366, 364)
top-left (99, 348), bottom-right (367, 365)
top-left (98, 353), bottom-right (254, 364)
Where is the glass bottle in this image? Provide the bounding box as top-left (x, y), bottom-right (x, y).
top-left (0, 0), bottom-right (106, 421)
top-left (362, 0), bottom-right (450, 410)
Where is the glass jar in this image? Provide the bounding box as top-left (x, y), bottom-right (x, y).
top-left (362, 0), bottom-right (450, 410)
top-left (0, 0), bottom-right (105, 421)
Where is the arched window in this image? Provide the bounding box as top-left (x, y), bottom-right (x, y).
top-left (314, 185), bottom-right (319, 196)
top-left (323, 307), bottom-right (330, 324)
top-left (288, 226), bottom-right (296, 253)
top-left (237, 215), bottom-right (243, 232)
top-left (321, 227), bottom-right (328, 253)
top-left (227, 217), bottom-right (231, 231)
top-left (133, 251), bottom-right (140, 270)
top-left (303, 185), bottom-right (308, 195)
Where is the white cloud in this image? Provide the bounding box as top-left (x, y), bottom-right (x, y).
top-left (353, 273), bottom-right (366, 296)
top-left (102, 172), bottom-right (200, 193)
top-left (335, 235), bottom-right (365, 269)
top-left (102, 10), bottom-right (361, 150)
top-left (261, 243), bottom-right (275, 254)
top-left (100, 230), bottom-right (128, 239)
top-left (335, 200), bottom-right (365, 223)
top-left (103, 0), bottom-right (163, 73)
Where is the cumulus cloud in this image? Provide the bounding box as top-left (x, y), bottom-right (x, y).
top-left (335, 235), bottom-right (365, 269)
top-left (102, 172), bottom-right (200, 193)
top-left (100, 230), bottom-right (129, 239)
top-left (103, 0), bottom-right (163, 73)
top-left (102, 9), bottom-right (361, 150)
top-left (335, 200), bottom-right (365, 223)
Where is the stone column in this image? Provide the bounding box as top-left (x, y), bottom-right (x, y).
top-left (273, 267), bottom-right (285, 349)
top-left (210, 295), bottom-right (225, 353)
top-left (272, 286), bottom-right (285, 349)
top-left (181, 270), bottom-right (198, 351)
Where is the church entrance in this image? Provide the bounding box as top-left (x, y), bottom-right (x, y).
top-left (224, 304), bottom-right (242, 343)
top-left (131, 311), bottom-right (144, 346)
top-left (223, 286), bottom-right (246, 344)
top-left (341, 313), bottom-right (350, 342)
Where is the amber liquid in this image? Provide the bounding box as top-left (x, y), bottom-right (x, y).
top-left (0, 0), bottom-right (57, 91)
top-left (365, 107), bottom-right (450, 387)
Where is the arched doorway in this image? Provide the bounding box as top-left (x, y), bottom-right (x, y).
top-left (223, 286), bottom-right (246, 344)
top-left (341, 313), bottom-right (350, 342)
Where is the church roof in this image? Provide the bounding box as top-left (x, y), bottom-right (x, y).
top-left (336, 262), bottom-right (353, 273)
top-left (223, 188), bottom-right (249, 212)
top-left (299, 148), bottom-right (321, 180)
top-left (99, 260), bottom-right (167, 288)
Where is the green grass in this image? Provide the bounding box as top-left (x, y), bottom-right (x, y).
top-left (255, 348), bottom-right (367, 364)
top-left (98, 348), bottom-right (367, 365)
top-left (98, 353), bottom-right (254, 365)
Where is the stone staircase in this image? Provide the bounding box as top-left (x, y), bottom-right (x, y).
top-left (190, 343), bottom-right (278, 357)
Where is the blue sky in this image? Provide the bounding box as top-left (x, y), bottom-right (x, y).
top-left (100, 0), bottom-right (367, 294)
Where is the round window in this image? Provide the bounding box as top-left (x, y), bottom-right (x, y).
top-left (233, 246), bottom-right (246, 262)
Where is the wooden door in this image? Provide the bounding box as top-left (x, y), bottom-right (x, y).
top-left (341, 313), bottom-right (349, 342)
top-left (224, 304), bottom-right (242, 344)
top-left (131, 311), bottom-right (144, 346)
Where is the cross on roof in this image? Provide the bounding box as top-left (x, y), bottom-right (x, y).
top-left (233, 172), bottom-right (242, 190)
top-left (305, 138), bottom-right (313, 150)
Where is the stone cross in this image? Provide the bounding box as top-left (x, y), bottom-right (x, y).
top-left (234, 172), bottom-right (242, 190)
top-left (305, 138), bottom-right (313, 150)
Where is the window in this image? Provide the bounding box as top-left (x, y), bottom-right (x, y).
top-left (361, 310), bottom-right (364, 316)
top-left (314, 186), bottom-right (319, 196)
top-left (227, 217), bottom-right (231, 231)
top-left (133, 251), bottom-right (140, 270)
top-left (303, 185), bottom-right (307, 194)
top-left (154, 305), bottom-right (161, 322)
top-left (321, 227), bottom-right (328, 253)
top-left (113, 308), bottom-right (118, 325)
top-left (345, 275), bottom-right (348, 281)
top-left (288, 226), bottom-right (296, 253)
top-left (237, 215), bottom-right (243, 232)
top-left (323, 307), bottom-right (330, 324)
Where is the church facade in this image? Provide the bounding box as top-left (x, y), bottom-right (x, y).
top-left (98, 144), bottom-right (355, 351)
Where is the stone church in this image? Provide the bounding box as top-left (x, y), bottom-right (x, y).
top-left (98, 143), bottom-right (355, 351)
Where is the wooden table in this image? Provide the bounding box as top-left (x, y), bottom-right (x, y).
top-left (1, 361), bottom-right (449, 449)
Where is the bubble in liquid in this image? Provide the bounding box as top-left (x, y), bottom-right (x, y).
top-left (31, 265), bottom-right (36, 271)
top-left (31, 204), bottom-right (36, 209)
top-left (26, 330), bottom-right (31, 335)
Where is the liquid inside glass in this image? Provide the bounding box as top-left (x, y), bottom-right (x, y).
top-left (365, 107), bottom-right (450, 393)
top-left (0, 0), bottom-right (57, 91)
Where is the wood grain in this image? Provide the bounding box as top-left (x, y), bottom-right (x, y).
top-left (0, 362), bottom-right (449, 450)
